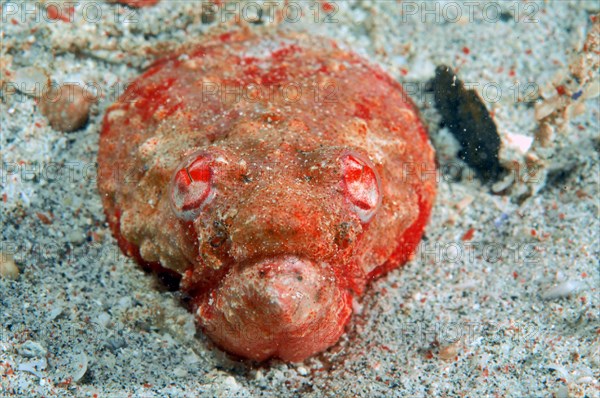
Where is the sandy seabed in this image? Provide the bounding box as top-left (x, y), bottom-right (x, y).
top-left (1, 1), bottom-right (599, 397)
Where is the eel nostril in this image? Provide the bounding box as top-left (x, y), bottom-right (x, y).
top-left (209, 222), bottom-right (228, 249)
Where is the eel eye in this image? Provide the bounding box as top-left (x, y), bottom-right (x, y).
top-left (341, 153), bottom-right (381, 223)
top-left (170, 152), bottom-right (214, 220)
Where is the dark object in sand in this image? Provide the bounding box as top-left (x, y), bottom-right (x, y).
top-left (431, 65), bottom-right (504, 182)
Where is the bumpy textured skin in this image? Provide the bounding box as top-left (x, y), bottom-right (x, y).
top-left (98, 31), bottom-right (436, 362)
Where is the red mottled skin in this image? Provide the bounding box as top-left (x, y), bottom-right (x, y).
top-left (98, 31), bottom-right (436, 362)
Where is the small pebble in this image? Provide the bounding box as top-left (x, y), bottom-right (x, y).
top-left (118, 296), bottom-right (132, 309)
top-left (183, 350), bottom-right (200, 365)
top-left (71, 353), bottom-right (88, 382)
top-left (19, 341), bottom-right (47, 358)
top-left (97, 312), bottom-right (111, 328)
top-left (66, 229), bottom-right (86, 245)
top-left (47, 306), bottom-right (64, 321)
top-left (12, 66), bottom-right (50, 98)
top-left (582, 79), bottom-right (599, 100)
top-left (173, 367), bottom-right (188, 378)
top-left (0, 252), bottom-right (20, 280)
top-left (536, 123), bottom-right (554, 148)
top-left (535, 97), bottom-right (560, 121)
top-left (453, 195), bottom-right (474, 213)
top-left (554, 384), bottom-right (569, 398)
top-left (39, 84), bottom-right (95, 132)
top-left (222, 375), bottom-right (240, 391)
top-left (439, 343), bottom-right (459, 361)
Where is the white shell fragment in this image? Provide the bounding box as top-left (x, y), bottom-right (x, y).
top-left (542, 280), bottom-right (583, 300)
top-left (503, 132), bottom-right (534, 155)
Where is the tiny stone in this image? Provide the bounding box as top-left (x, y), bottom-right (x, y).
top-left (97, 312), bottom-right (111, 328)
top-left (12, 66), bottom-right (50, 98)
top-left (173, 366), bottom-right (188, 377)
top-left (183, 350), bottom-right (200, 365)
top-left (47, 306), bottom-right (64, 321)
top-left (19, 341), bottom-right (47, 358)
top-left (555, 384), bottom-right (569, 398)
top-left (183, 317), bottom-right (196, 339)
top-left (535, 97), bottom-right (560, 121)
top-left (38, 84), bottom-right (95, 132)
top-left (439, 343), bottom-right (459, 361)
top-left (67, 230), bottom-right (86, 245)
top-left (272, 369), bottom-right (285, 382)
top-left (71, 353), bottom-right (88, 382)
top-left (537, 123), bottom-right (554, 148)
top-left (0, 252), bottom-right (20, 280)
top-left (118, 296), bottom-right (132, 309)
top-left (222, 376), bottom-right (240, 391)
top-left (583, 79), bottom-right (600, 100)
